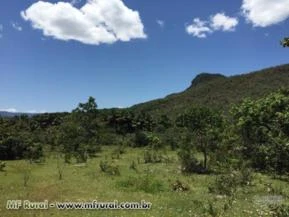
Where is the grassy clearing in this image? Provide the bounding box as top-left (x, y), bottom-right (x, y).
top-left (0, 146), bottom-right (289, 217)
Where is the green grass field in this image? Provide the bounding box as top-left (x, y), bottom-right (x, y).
top-left (1, 146), bottom-right (289, 217)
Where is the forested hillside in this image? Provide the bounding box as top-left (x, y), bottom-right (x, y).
top-left (132, 64), bottom-right (289, 116)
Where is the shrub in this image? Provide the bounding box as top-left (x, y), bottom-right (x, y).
top-left (143, 149), bottom-right (162, 163)
top-left (171, 180), bottom-right (190, 192)
top-left (178, 148), bottom-right (206, 174)
top-left (208, 167), bottom-right (254, 196)
top-left (232, 90), bottom-right (289, 175)
top-left (206, 202), bottom-right (221, 217)
top-left (269, 204), bottom-right (289, 217)
top-left (99, 161), bottom-right (120, 176)
top-left (140, 133), bottom-right (164, 164)
top-left (87, 141), bottom-right (101, 158)
top-left (0, 161), bottom-right (6, 171)
top-left (209, 172), bottom-right (239, 196)
top-left (64, 153), bottom-right (72, 164)
top-left (238, 166), bottom-right (254, 186)
top-left (111, 144), bottom-right (126, 159)
top-left (24, 142), bottom-right (44, 163)
top-left (134, 131), bottom-right (150, 147)
top-left (129, 160), bottom-right (138, 172)
top-left (74, 144), bottom-right (88, 163)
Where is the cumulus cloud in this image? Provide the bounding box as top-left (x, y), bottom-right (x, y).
top-left (21, 0), bottom-right (147, 45)
top-left (210, 13), bottom-right (238, 31)
top-left (186, 18), bottom-right (212, 38)
top-left (242, 0), bottom-right (289, 27)
top-left (11, 22), bottom-right (23, 31)
top-left (186, 13), bottom-right (238, 38)
top-left (156, 20), bottom-right (165, 28)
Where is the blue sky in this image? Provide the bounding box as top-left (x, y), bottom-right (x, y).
top-left (0, 0), bottom-right (289, 113)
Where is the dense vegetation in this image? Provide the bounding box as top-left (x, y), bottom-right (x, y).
top-left (1, 64), bottom-right (289, 216)
top-left (132, 64), bottom-right (289, 116)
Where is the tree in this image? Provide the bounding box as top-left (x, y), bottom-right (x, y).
top-left (156, 114), bottom-right (172, 133)
top-left (281, 37), bottom-right (289, 47)
top-left (58, 97), bottom-right (100, 163)
top-left (0, 136), bottom-right (26, 160)
top-left (232, 89), bottom-right (289, 174)
top-left (107, 110), bottom-right (136, 135)
top-left (73, 96), bottom-right (98, 113)
top-left (24, 142), bottom-right (44, 163)
top-left (176, 106), bottom-right (224, 172)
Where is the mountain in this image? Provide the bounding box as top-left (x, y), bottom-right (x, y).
top-left (131, 64), bottom-right (289, 116)
top-left (189, 73), bottom-right (226, 88)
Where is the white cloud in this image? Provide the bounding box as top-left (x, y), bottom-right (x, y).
top-left (21, 0), bottom-right (147, 45)
top-left (1, 108), bottom-right (17, 113)
top-left (156, 20), bottom-right (165, 28)
top-left (26, 110), bottom-right (45, 114)
top-left (242, 0), bottom-right (289, 27)
top-left (186, 18), bottom-right (212, 38)
top-left (11, 22), bottom-right (23, 31)
top-left (25, 110), bottom-right (46, 114)
top-left (0, 108), bottom-right (46, 113)
top-left (210, 13), bottom-right (238, 31)
top-left (186, 13), bottom-right (238, 38)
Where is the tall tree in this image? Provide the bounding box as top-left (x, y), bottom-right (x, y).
top-left (59, 97), bottom-right (100, 163)
top-left (176, 106), bottom-right (224, 171)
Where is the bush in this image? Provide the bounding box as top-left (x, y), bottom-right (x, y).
top-left (205, 202), bottom-right (221, 217)
top-left (129, 160), bottom-right (138, 172)
top-left (75, 149), bottom-right (88, 163)
top-left (171, 180), bottom-right (190, 192)
top-left (99, 161), bottom-right (120, 176)
top-left (87, 142), bottom-right (101, 158)
top-left (209, 172), bottom-right (239, 196)
top-left (232, 90), bottom-right (289, 175)
top-left (208, 167), bottom-right (254, 196)
top-left (134, 131), bottom-right (150, 147)
top-left (111, 144), bottom-right (126, 159)
top-left (64, 153), bottom-right (72, 164)
top-left (238, 166), bottom-right (254, 186)
top-left (178, 148), bottom-right (206, 174)
top-left (0, 161), bottom-right (6, 171)
top-left (143, 149), bottom-right (162, 163)
top-left (269, 204), bottom-right (289, 217)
